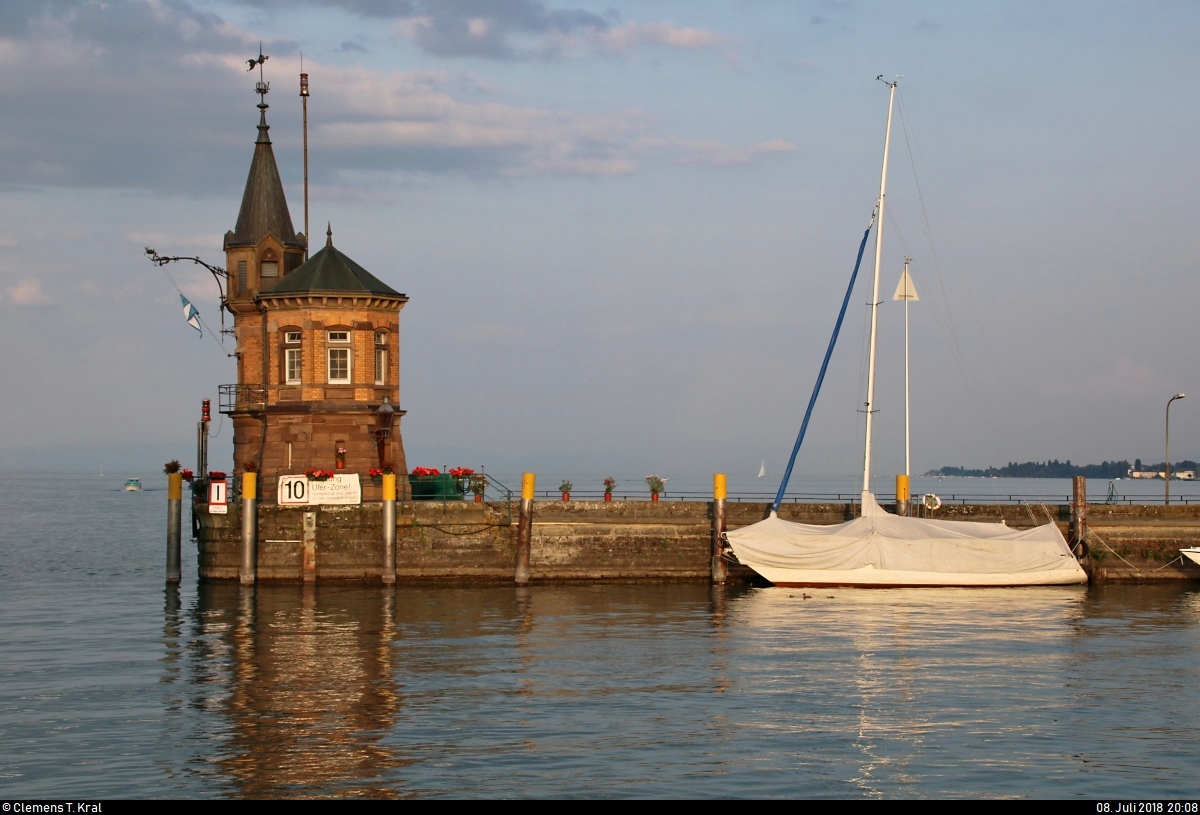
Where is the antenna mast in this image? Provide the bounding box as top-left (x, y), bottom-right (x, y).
top-left (300, 58), bottom-right (310, 261)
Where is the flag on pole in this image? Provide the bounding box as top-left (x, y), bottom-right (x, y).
top-left (180, 293), bottom-right (202, 336)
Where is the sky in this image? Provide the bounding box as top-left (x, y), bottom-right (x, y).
top-left (1, 0), bottom-right (1198, 480)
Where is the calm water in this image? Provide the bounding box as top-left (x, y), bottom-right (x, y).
top-left (2, 475), bottom-right (1199, 798)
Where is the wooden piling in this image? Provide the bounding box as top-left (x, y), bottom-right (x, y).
top-left (712, 473), bottom-right (728, 584)
top-left (1071, 475), bottom-right (1088, 557)
top-left (515, 472), bottom-right (535, 585)
top-left (239, 472), bottom-right (257, 585)
top-left (382, 473), bottom-right (396, 584)
top-left (896, 474), bottom-right (910, 516)
top-left (166, 471), bottom-right (182, 583)
top-left (302, 511), bottom-right (317, 582)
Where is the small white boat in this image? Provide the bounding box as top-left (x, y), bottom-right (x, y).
top-left (757, 461), bottom-right (766, 479)
top-left (124, 478), bottom-right (141, 491)
top-left (1181, 548), bottom-right (1200, 567)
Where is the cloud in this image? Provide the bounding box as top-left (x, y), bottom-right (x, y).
top-left (593, 21), bottom-right (727, 52)
top-left (0, 1), bottom-right (781, 192)
top-left (450, 323), bottom-right (529, 342)
top-left (1038, 356), bottom-right (1170, 400)
top-left (6, 277), bottom-right (48, 304)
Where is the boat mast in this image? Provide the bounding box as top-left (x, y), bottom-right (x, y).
top-left (902, 257), bottom-right (912, 477)
top-left (861, 77), bottom-right (897, 498)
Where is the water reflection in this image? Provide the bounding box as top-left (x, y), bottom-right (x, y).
top-left (189, 584), bottom-right (408, 797)
top-left (154, 581), bottom-right (1200, 798)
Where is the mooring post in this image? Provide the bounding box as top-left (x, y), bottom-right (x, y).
top-left (302, 511), bottom-right (317, 582)
top-left (515, 472), bottom-right (535, 585)
top-left (1071, 475), bottom-right (1087, 557)
top-left (239, 472), bottom-right (257, 585)
top-left (896, 473), bottom-right (910, 516)
top-left (712, 473), bottom-right (728, 584)
top-left (166, 471), bottom-right (182, 583)
top-left (382, 473), bottom-right (397, 584)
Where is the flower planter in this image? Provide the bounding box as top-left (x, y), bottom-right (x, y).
top-left (562, 492), bottom-right (570, 501)
top-left (474, 494), bottom-right (483, 503)
top-left (409, 473), bottom-right (465, 500)
top-left (604, 492), bottom-right (612, 502)
top-left (651, 493), bottom-right (660, 502)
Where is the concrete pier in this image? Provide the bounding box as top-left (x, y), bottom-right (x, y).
top-left (193, 497), bottom-right (1200, 584)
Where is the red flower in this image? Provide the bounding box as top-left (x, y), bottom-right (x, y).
top-left (208, 471), bottom-right (227, 480)
top-left (448, 467), bottom-right (475, 477)
top-left (410, 467), bottom-right (441, 478)
top-left (181, 469), bottom-right (194, 482)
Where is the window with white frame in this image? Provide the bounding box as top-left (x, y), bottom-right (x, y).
top-left (327, 330), bottom-right (351, 384)
top-left (284, 331), bottom-right (302, 385)
top-left (374, 332), bottom-right (387, 385)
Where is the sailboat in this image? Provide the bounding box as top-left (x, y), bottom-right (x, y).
top-left (724, 80), bottom-right (1086, 588)
top-left (757, 461), bottom-right (766, 479)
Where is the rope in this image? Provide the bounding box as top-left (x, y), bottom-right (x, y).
top-left (1084, 526), bottom-right (1141, 573)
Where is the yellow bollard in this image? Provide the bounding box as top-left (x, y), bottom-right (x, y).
top-left (166, 471), bottom-right (183, 582)
top-left (240, 472), bottom-right (258, 584)
top-left (382, 473), bottom-right (397, 584)
top-left (712, 474), bottom-right (728, 583)
top-left (516, 472), bottom-right (535, 584)
top-left (895, 473), bottom-right (909, 516)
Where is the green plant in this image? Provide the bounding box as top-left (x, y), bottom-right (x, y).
top-left (470, 475), bottom-right (487, 496)
top-left (603, 477), bottom-right (617, 493)
top-left (645, 475), bottom-right (667, 495)
top-left (163, 460), bottom-right (180, 474)
top-left (559, 480), bottom-right (573, 493)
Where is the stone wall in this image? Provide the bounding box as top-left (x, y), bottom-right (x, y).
top-left (194, 498), bottom-right (1200, 583)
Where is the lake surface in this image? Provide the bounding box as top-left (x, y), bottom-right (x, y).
top-left (2, 475), bottom-right (1199, 798)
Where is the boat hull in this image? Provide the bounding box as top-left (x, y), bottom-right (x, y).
top-left (759, 564), bottom-right (1087, 588)
top-left (1181, 548), bottom-right (1200, 567)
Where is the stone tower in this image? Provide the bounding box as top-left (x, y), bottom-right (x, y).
top-left (219, 94), bottom-right (409, 501)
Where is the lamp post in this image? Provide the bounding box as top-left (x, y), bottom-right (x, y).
top-left (375, 396), bottom-right (395, 468)
top-left (1166, 392), bottom-right (1186, 505)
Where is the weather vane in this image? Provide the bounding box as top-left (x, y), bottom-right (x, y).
top-left (247, 43), bottom-right (269, 105)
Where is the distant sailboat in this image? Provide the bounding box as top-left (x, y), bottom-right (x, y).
top-left (757, 461), bottom-right (766, 479)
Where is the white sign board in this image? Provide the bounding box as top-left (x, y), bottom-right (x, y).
top-left (278, 473), bottom-right (362, 506)
top-left (208, 479), bottom-right (228, 514)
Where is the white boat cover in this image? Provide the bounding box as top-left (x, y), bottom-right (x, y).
top-left (725, 492), bottom-right (1087, 586)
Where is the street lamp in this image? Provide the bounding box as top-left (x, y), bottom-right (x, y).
top-left (375, 396), bottom-right (395, 468)
top-left (1166, 392), bottom-right (1186, 505)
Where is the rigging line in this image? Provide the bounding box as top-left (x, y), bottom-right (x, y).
top-left (772, 216), bottom-right (875, 514)
top-left (155, 265), bottom-right (230, 356)
top-left (895, 91), bottom-right (1009, 470)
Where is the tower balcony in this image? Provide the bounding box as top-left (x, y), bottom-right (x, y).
top-left (219, 383), bottom-right (266, 415)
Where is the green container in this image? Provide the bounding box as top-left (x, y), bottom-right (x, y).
top-left (409, 473), bottom-right (465, 500)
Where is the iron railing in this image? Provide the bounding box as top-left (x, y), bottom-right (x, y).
top-left (218, 384), bottom-right (265, 414)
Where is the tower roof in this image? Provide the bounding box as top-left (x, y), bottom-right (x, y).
top-left (224, 105), bottom-right (303, 250)
top-left (261, 225), bottom-right (404, 298)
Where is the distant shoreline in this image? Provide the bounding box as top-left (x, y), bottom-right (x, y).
top-left (926, 459), bottom-right (1196, 479)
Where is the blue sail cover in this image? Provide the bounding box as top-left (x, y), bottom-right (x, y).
top-left (772, 222), bottom-right (874, 512)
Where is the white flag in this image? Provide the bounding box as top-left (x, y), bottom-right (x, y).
top-left (180, 293), bottom-right (202, 336)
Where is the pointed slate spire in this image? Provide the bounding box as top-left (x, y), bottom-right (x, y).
top-left (224, 103), bottom-right (302, 251)
top-left (326, 222), bottom-right (333, 247)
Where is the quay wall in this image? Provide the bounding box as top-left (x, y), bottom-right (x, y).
top-left (194, 499), bottom-right (1200, 583)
